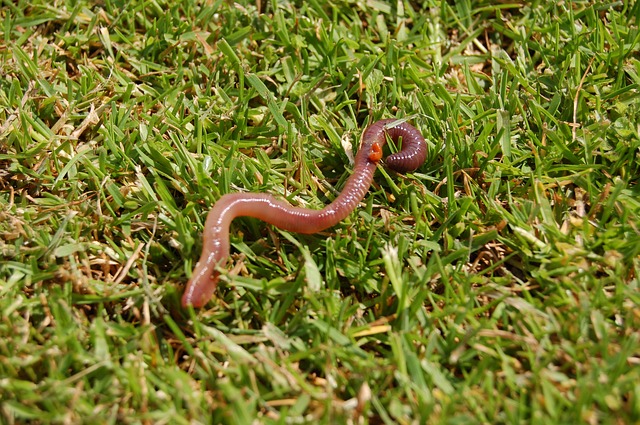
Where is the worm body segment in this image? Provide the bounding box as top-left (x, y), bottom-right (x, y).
top-left (182, 119), bottom-right (427, 307)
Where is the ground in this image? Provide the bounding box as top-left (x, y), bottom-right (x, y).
top-left (1, 1), bottom-right (639, 423)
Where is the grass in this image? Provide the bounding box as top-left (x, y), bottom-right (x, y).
top-left (1, 0), bottom-right (639, 423)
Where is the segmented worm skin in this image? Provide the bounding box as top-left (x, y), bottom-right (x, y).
top-left (182, 119), bottom-right (427, 308)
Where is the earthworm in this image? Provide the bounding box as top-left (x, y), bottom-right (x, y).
top-left (182, 118), bottom-right (427, 307)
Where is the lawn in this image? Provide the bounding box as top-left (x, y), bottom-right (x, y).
top-left (1, 0), bottom-right (639, 423)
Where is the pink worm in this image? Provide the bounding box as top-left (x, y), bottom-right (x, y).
top-left (182, 119), bottom-right (427, 307)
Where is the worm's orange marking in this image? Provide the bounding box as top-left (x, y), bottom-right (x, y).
top-left (368, 142), bottom-right (383, 161)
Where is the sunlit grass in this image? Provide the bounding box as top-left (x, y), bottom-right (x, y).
top-left (1, 0), bottom-right (639, 423)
